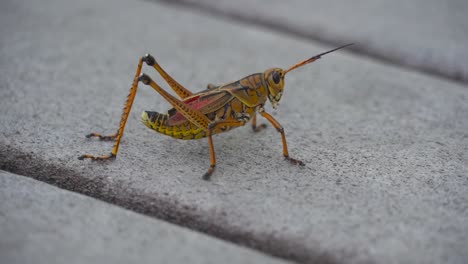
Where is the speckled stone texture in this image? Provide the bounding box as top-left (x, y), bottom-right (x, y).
top-left (0, 171), bottom-right (291, 264)
top-left (0, 0), bottom-right (467, 263)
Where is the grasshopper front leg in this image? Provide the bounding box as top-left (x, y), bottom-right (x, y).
top-left (85, 133), bottom-right (117, 141)
top-left (79, 55), bottom-right (147, 160)
top-left (260, 111), bottom-right (304, 166)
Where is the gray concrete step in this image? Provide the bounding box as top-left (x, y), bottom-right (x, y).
top-left (0, 0), bottom-right (467, 263)
top-left (0, 171), bottom-right (292, 264)
top-left (175, 0), bottom-right (468, 83)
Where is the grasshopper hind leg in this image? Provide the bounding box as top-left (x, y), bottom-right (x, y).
top-left (85, 133), bottom-right (117, 141)
top-left (80, 53), bottom-right (197, 162)
top-left (80, 54), bottom-right (151, 161)
top-left (79, 132), bottom-right (118, 160)
top-left (78, 153), bottom-right (115, 161)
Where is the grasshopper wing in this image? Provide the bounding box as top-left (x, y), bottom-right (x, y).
top-left (219, 74), bottom-right (264, 107)
top-left (167, 89), bottom-right (233, 126)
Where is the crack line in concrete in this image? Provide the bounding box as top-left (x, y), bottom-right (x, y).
top-left (151, 0), bottom-right (468, 86)
top-left (0, 147), bottom-right (339, 264)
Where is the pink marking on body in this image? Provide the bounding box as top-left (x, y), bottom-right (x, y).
top-left (168, 93), bottom-right (226, 126)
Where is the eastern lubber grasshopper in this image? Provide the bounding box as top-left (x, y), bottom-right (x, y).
top-left (79, 44), bottom-right (353, 180)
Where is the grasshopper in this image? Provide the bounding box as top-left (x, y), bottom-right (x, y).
top-left (79, 44), bottom-right (352, 180)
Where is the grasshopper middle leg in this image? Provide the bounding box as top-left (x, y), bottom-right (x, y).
top-left (251, 113), bottom-right (267, 133)
top-left (204, 119), bottom-right (246, 180)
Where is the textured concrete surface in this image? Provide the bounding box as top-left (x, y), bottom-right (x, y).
top-left (1, 0), bottom-right (468, 263)
top-left (174, 0), bottom-right (468, 83)
top-left (0, 171), bottom-right (290, 264)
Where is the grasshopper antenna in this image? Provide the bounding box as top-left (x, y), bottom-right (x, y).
top-left (285, 43), bottom-right (354, 74)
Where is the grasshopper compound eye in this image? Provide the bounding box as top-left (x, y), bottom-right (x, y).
top-left (272, 71), bottom-right (281, 84)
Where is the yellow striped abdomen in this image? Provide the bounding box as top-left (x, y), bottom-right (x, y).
top-left (141, 111), bottom-right (206, 140)
top-left (141, 96), bottom-right (258, 140)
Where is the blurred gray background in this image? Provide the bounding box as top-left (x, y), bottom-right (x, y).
top-left (1, 0), bottom-right (467, 264)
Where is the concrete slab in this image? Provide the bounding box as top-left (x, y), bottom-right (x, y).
top-left (0, 171), bottom-right (291, 264)
top-left (1, 0), bottom-right (467, 263)
top-left (172, 0), bottom-right (468, 83)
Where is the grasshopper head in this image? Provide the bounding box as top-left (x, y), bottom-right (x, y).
top-left (264, 43), bottom-right (353, 109)
top-left (264, 68), bottom-right (286, 109)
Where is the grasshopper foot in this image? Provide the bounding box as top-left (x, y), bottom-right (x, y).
top-left (85, 133), bottom-right (117, 141)
top-left (252, 123), bottom-right (267, 133)
top-left (285, 156), bottom-right (305, 166)
top-left (78, 153), bottom-right (116, 161)
top-left (202, 165), bottom-right (216, 181)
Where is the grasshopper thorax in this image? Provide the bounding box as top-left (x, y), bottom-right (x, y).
top-left (264, 68), bottom-right (285, 109)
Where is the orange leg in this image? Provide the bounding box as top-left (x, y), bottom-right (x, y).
top-left (251, 113), bottom-right (267, 133)
top-left (260, 111), bottom-right (304, 166)
top-left (144, 54), bottom-right (193, 99)
top-left (205, 134), bottom-right (216, 180)
top-left (79, 54), bottom-right (206, 161)
top-left (203, 119), bottom-right (246, 180)
top-left (139, 74), bottom-right (210, 130)
top-left (79, 55), bottom-right (146, 161)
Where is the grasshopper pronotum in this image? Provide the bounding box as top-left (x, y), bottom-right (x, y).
top-left (79, 44), bottom-right (353, 180)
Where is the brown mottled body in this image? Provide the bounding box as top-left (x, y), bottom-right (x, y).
top-left (141, 74), bottom-right (268, 140)
top-left (79, 44), bottom-right (352, 179)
